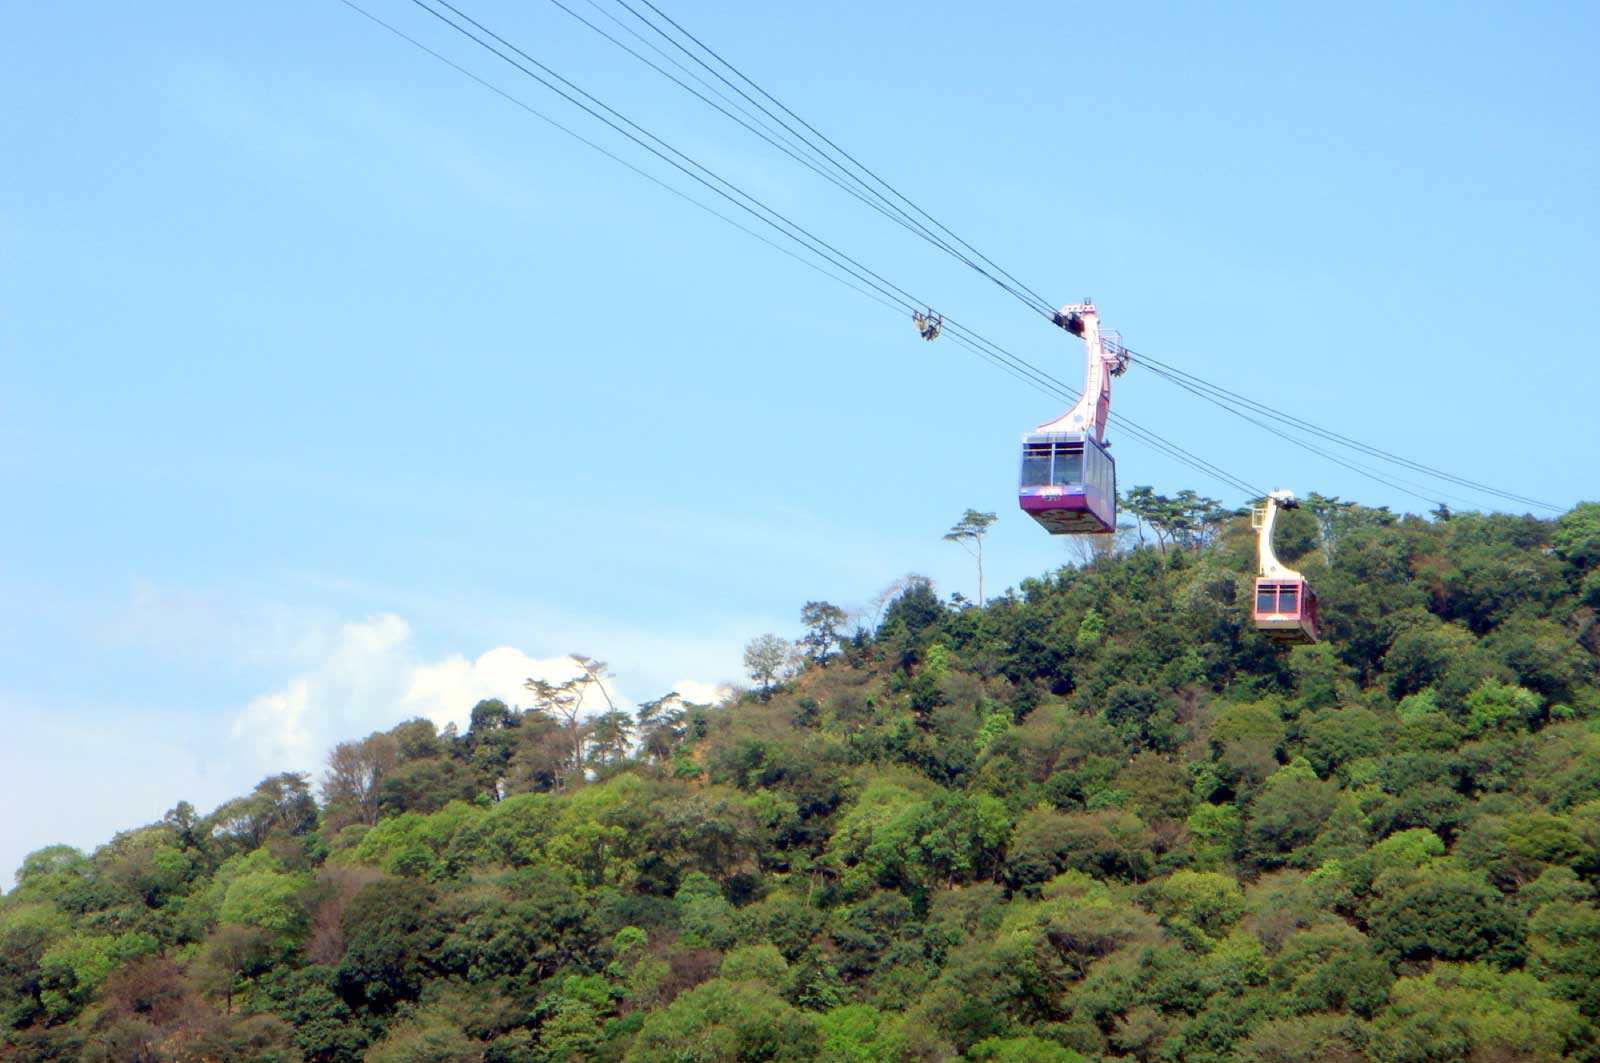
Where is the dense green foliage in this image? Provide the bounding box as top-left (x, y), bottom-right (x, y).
top-left (6, 501), bottom-right (1600, 1062)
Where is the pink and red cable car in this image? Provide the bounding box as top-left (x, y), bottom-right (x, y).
top-left (1252, 490), bottom-right (1319, 643)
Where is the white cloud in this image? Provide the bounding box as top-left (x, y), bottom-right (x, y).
top-left (4, 606), bottom-right (735, 889)
top-left (231, 613), bottom-right (412, 773)
top-left (400, 647), bottom-right (614, 730)
top-left (669, 679), bottom-right (733, 706)
top-left (228, 618), bottom-right (639, 778)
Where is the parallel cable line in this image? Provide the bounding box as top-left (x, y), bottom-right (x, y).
top-left (339, 0), bottom-right (1264, 499)
top-left (402, 0), bottom-right (957, 323)
top-left (404, 0), bottom-right (1125, 426)
top-left (605, 0), bottom-right (1059, 316)
top-left (932, 324), bottom-right (1263, 496)
top-left (609, 0), bottom-right (1557, 512)
top-left (575, 0), bottom-right (841, 176)
top-left (349, 0), bottom-right (1010, 351)
top-left (335, 0), bottom-right (905, 315)
top-left (1130, 349), bottom-right (1556, 511)
top-left (939, 331), bottom-right (1262, 497)
top-left (552, 0), bottom-right (1029, 305)
top-left (1139, 363), bottom-right (1479, 509)
top-left (342, 2), bottom-right (1052, 385)
top-left (541, 0), bottom-right (945, 240)
top-left (335, 0), bottom-right (1336, 503)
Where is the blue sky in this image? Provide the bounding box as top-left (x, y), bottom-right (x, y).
top-left (3, 0), bottom-right (1596, 884)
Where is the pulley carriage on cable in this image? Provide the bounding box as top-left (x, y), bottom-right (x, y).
top-left (1019, 302), bottom-right (1127, 535)
top-left (1252, 490), bottom-right (1320, 643)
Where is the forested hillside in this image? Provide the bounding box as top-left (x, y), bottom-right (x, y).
top-left (6, 499), bottom-right (1600, 1063)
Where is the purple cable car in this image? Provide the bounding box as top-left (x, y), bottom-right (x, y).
top-left (1020, 303), bottom-right (1127, 536)
top-left (1019, 432), bottom-right (1116, 534)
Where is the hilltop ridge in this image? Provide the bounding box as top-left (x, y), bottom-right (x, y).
top-left (5, 500), bottom-right (1600, 1063)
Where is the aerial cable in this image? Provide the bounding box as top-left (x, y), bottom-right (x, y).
top-left (575, 0), bottom-right (843, 176)
top-left (540, 0), bottom-right (939, 235)
top-left (402, 0), bottom-right (1281, 504)
top-left (334, 1), bottom-right (1095, 454)
top-left (938, 321), bottom-right (1256, 495)
top-left (403, 0), bottom-right (1091, 402)
top-left (339, 2), bottom-right (1054, 395)
top-left (933, 323), bottom-right (1262, 497)
top-left (610, 0), bottom-right (1058, 315)
top-left (616, 2), bottom-right (1555, 513)
top-left (550, 0), bottom-right (1036, 306)
top-left (1139, 358), bottom-right (1550, 510)
top-left (1128, 349), bottom-right (1557, 511)
top-left (335, 1), bottom-right (916, 317)
top-left (573, 0), bottom-right (1550, 512)
top-left (1139, 362), bottom-right (1446, 505)
top-left (347, 0), bottom-right (1042, 366)
top-left (941, 331), bottom-right (1068, 398)
top-left (939, 331), bottom-right (1261, 498)
top-left (1071, 326), bottom-right (1552, 511)
top-left (623, 0), bottom-right (1061, 311)
top-left (603, 0), bottom-right (1060, 317)
top-left (1138, 362), bottom-right (1478, 509)
top-left (402, 0), bottom-right (955, 323)
top-left (337, 0), bottom-right (1266, 501)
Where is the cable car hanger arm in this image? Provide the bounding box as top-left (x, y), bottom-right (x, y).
top-left (1034, 302), bottom-right (1127, 443)
top-left (1255, 489), bottom-right (1302, 580)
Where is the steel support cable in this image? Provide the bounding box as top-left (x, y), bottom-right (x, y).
top-left (541, 0), bottom-right (950, 242)
top-left (336, 0), bottom-right (1102, 483)
top-left (1137, 362), bottom-right (1478, 508)
top-left (576, 0), bottom-right (843, 176)
top-left (342, 1), bottom-right (1070, 404)
top-left (340, 0), bottom-right (1265, 500)
top-left (347, 0), bottom-right (1057, 381)
top-left (925, 326), bottom-right (1263, 496)
top-left (931, 322), bottom-right (1264, 497)
top-left (553, 0), bottom-right (1039, 312)
top-left (941, 331), bottom-right (1068, 397)
top-left (404, 1), bottom-right (1291, 504)
top-left (337, 0), bottom-right (916, 317)
top-left (408, 0), bottom-right (1082, 398)
top-left (1101, 413), bottom-right (1265, 499)
top-left (939, 323), bottom-right (1262, 496)
top-left (404, 0), bottom-right (955, 324)
top-left (599, 1), bottom-right (1555, 511)
top-left (1127, 349), bottom-right (1557, 511)
top-left (937, 332), bottom-right (1261, 498)
top-left (440, 0), bottom-right (970, 283)
top-left (1110, 420), bottom-right (1264, 499)
top-left (607, 0), bottom-right (1061, 317)
top-left (1140, 359), bottom-right (1537, 510)
top-left (939, 320), bottom-right (1084, 396)
top-left (630, 0), bottom-right (1062, 312)
top-left (621, 3), bottom-right (1562, 512)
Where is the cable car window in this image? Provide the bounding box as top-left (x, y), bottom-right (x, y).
top-left (1021, 446), bottom-right (1052, 487)
top-left (1052, 448), bottom-right (1084, 486)
top-left (1086, 441), bottom-right (1110, 497)
top-left (1257, 587), bottom-right (1276, 613)
top-left (1279, 586), bottom-right (1298, 612)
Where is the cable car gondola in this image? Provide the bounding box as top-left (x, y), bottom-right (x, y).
top-left (1252, 489), bottom-right (1320, 643)
top-left (1019, 302), bottom-right (1127, 535)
